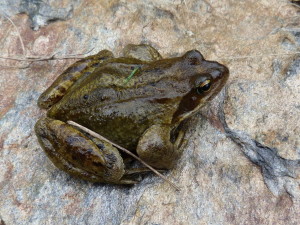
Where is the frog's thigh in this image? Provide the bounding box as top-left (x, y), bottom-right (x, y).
top-left (136, 125), bottom-right (184, 169)
top-left (38, 50), bottom-right (114, 109)
top-left (122, 44), bottom-right (162, 62)
top-left (35, 117), bottom-right (127, 184)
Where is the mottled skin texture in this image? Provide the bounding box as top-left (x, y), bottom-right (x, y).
top-left (38, 50), bottom-right (114, 109)
top-left (35, 44), bottom-right (229, 184)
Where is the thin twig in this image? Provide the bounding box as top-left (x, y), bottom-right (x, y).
top-left (215, 51), bottom-right (300, 61)
top-left (0, 63), bottom-right (32, 69)
top-left (67, 120), bottom-right (181, 191)
top-left (1, 12), bottom-right (26, 55)
top-left (63, 47), bottom-right (95, 56)
top-left (0, 47), bottom-right (95, 63)
top-left (1, 50), bottom-right (299, 63)
top-left (0, 54), bottom-right (84, 62)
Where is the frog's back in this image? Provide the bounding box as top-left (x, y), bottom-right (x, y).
top-left (48, 58), bottom-right (186, 150)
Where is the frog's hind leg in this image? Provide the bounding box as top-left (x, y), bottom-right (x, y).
top-left (35, 117), bottom-right (129, 184)
top-left (90, 136), bottom-right (163, 184)
top-left (38, 50), bottom-right (114, 109)
top-left (122, 44), bottom-right (162, 62)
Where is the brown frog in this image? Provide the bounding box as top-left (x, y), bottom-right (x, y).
top-left (35, 44), bottom-right (229, 184)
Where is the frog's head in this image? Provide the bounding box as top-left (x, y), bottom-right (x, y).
top-left (172, 50), bottom-right (229, 123)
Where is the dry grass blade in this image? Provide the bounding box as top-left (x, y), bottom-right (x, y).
top-left (67, 120), bottom-right (181, 191)
top-left (0, 63), bottom-right (31, 69)
top-left (0, 47), bottom-right (95, 64)
top-left (216, 51), bottom-right (300, 60)
top-left (0, 12), bottom-right (26, 55)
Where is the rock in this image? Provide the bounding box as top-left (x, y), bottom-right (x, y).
top-left (0, 0), bottom-right (299, 224)
top-left (1, 0), bottom-right (75, 30)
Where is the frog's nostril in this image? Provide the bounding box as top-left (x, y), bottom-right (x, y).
top-left (211, 70), bottom-right (222, 79)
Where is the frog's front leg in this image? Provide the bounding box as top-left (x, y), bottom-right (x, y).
top-left (35, 117), bottom-right (137, 184)
top-left (136, 125), bottom-right (185, 169)
top-left (38, 50), bottom-right (113, 109)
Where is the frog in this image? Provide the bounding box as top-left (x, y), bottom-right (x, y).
top-left (35, 44), bottom-right (229, 185)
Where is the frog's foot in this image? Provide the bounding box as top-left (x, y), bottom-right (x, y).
top-left (35, 117), bottom-right (128, 184)
top-left (136, 125), bottom-right (184, 169)
top-left (122, 44), bottom-right (162, 62)
top-left (38, 50), bottom-right (114, 109)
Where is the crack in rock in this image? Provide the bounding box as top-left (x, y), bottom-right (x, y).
top-left (219, 90), bottom-right (300, 198)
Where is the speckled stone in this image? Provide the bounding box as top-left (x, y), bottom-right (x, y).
top-left (0, 0), bottom-right (299, 224)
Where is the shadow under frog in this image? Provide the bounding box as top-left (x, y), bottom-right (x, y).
top-left (35, 44), bottom-right (229, 185)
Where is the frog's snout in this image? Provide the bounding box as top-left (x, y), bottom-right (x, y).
top-left (220, 64), bottom-right (229, 82)
top-left (211, 63), bottom-right (229, 84)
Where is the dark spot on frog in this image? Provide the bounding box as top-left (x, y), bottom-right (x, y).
top-left (96, 143), bottom-right (105, 150)
top-left (130, 65), bottom-right (142, 70)
top-left (86, 148), bottom-right (93, 154)
top-left (61, 73), bottom-right (81, 82)
top-left (104, 153), bottom-right (117, 169)
top-left (66, 136), bottom-right (82, 145)
top-left (57, 85), bottom-right (67, 94)
top-left (106, 153), bottom-right (117, 163)
top-left (92, 161), bottom-right (103, 167)
top-left (66, 62), bottom-right (89, 73)
top-left (84, 71), bottom-right (92, 76)
top-left (152, 98), bottom-right (171, 104)
top-left (91, 62), bottom-right (101, 68)
top-left (144, 67), bottom-right (164, 74)
top-left (96, 56), bottom-right (108, 61)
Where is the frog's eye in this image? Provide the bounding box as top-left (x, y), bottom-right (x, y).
top-left (197, 79), bottom-right (211, 94)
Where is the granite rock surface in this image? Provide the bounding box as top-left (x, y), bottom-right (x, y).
top-left (0, 0), bottom-right (299, 224)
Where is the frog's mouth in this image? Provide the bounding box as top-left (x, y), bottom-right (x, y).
top-left (171, 95), bottom-right (208, 125)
